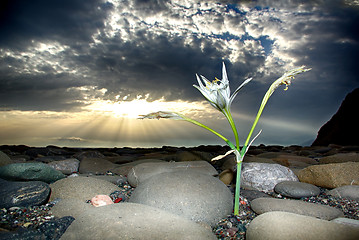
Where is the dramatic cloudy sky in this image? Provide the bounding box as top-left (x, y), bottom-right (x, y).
top-left (0, 0), bottom-right (358, 148)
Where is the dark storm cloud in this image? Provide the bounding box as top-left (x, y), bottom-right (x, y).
top-left (88, 33), bottom-right (252, 102)
top-left (0, 0), bottom-right (263, 111)
top-left (0, 0), bottom-right (112, 50)
top-left (0, 0), bottom-right (358, 120)
top-left (0, 72), bottom-right (87, 111)
top-left (0, 0), bottom-right (113, 110)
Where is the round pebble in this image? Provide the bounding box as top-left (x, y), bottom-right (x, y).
top-left (274, 181), bottom-right (321, 198)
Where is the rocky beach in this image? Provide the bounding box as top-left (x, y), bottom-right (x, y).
top-left (1, 0), bottom-right (359, 238)
top-left (0, 144), bottom-right (358, 239)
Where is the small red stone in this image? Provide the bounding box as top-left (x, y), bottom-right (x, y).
top-left (91, 195), bottom-right (114, 207)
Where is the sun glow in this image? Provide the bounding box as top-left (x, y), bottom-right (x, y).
top-left (83, 98), bottom-right (218, 119)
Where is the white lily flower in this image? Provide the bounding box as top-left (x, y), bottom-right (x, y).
top-left (193, 63), bottom-right (252, 112)
top-left (139, 62), bottom-right (311, 217)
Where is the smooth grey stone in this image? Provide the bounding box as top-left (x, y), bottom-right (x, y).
top-left (246, 211), bottom-right (359, 240)
top-left (127, 161), bottom-right (218, 187)
top-left (129, 170), bottom-right (233, 226)
top-left (59, 203), bottom-right (217, 240)
top-left (250, 197), bottom-right (344, 220)
top-left (0, 178), bottom-right (50, 208)
top-left (0, 162), bottom-right (66, 183)
top-left (274, 181), bottom-right (320, 198)
top-left (50, 176), bottom-right (120, 202)
top-left (327, 185), bottom-right (359, 201)
top-left (241, 162), bottom-right (298, 192)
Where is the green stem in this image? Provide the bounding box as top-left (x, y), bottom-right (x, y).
top-left (180, 115), bottom-right (236, 150)
top-left (234, 153), bottom-right (243, 216)
top-left (222, 109), bottom-right (240, 150)
top-left (242, 90), bottom-right (271, 153)
top-left (181, 112), bottom-right (243, 216)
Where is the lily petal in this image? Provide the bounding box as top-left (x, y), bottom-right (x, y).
top-left (222, 62), bottom-right (229, 85)
top-left (195, 74), bottom-right (206, 89)
top-left (193, 85), bottom-right (222, 111)
top-left (200, 75), bottom-right (213, 88)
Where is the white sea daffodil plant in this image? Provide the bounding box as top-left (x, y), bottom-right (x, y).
top-left (140, 63), bottom-right (311, 216)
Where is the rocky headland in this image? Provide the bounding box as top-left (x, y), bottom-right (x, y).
top-left (312, 88), bottom-right (359, 146)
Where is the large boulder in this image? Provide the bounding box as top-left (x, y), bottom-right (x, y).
top-left (127, 161), bottom-right (218, 187)
top-left (59, 203), bottom-right (217, 240)
top-left (298, 162), bottom-right (359, 188)
top-left (129, 170), bottom-right (233, 226)
top-left (246, 211), bottom-right (359, 240)
top-left (312, 88), bottom-right (359, 146)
